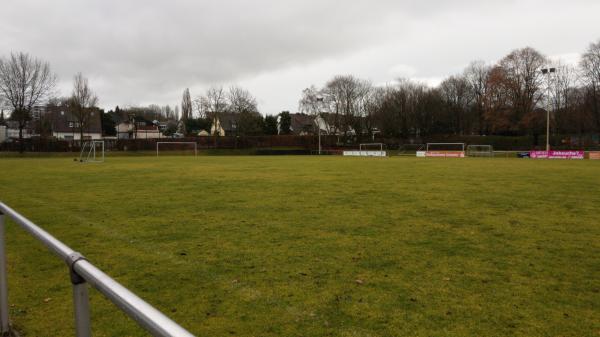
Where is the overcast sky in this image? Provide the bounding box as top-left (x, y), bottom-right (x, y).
top-left (1, 0), bottom-right (599, 115)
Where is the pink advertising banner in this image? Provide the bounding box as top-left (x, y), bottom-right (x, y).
top-left (425, 151), bottom-right (466, 158)
top-left (530, 150), bottom-right (585, 159)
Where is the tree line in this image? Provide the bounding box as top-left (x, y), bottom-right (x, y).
top-left (299, 40), bottom-right (600, 144)
top-left (104, 86), bottom-right (281, 137)
top-left (1, 38), bottom-right (599, 151)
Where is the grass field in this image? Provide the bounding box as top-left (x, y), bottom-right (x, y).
top-left (0, 156), bottom-right (598, 337)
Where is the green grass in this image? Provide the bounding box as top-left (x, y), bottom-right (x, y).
top-left (0, 156), bottom-right (598, 337)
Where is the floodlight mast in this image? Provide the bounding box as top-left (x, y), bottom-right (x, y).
top-left (541, 67), bottom-right (556, 152)
top-left (316, 96), bottom-right (324, 155)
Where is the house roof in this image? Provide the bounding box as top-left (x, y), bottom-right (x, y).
top-left (216, 113), bottom-right (239, 132)
top-left (290, 113), bottom-right (315, 134)
top-left (48, 107), bottom-right (102, 134)
top-left (107, 111), bottom-right (127, 124)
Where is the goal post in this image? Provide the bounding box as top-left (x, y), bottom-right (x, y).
top-left (467, 145), bottom-right (494, 157)
top-left (156, 142), bottom-right (198, 157)
top-left (79, 140), bottom-right (105, 163)
top-left (344, 143), bottom-right (387, 157)
top-left (424, 143), bottom-right (466, 158)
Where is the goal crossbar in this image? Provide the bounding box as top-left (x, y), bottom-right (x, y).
top-left (156, 142), bottom-right (198, 157)
top-left (359, 143), bottom-right (384, 151)
top-left (426, 143), bottom-right (465, 151)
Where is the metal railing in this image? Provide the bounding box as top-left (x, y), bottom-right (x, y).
top-left (0, 202), bottom-right (195, 337)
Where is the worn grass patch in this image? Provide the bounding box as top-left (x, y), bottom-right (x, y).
top-left (0, 156), bottom-right (598, 336)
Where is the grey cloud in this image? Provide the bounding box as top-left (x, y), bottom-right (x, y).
top-left (1, 0), bottom-right (599, 112)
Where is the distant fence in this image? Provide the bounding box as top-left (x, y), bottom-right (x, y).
top-left (1, 134), bottom-right (599, 153)
top-left (0, 202), bottom-right (195, 337)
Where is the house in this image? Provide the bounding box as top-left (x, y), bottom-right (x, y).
top-left (48, 109), bottom-right (102, 140)
top-left (277, 113), bottom-right (332, 136)
top-left (155, 121), bottom-right (169, 134)
top-left (211, 113), bottom-right (238, 136)
top-left (105, 110), bottom-right (129, 139)
top-left (135, 125), bottom-right (161, 139)
top-left (0, 106), bottom-right (35, 140)
top-left (116, 121), bottom-right (132, 139)
top-left (289, 113), bottom-right (316, 135)
top-left (30, 105), bottom-right (46, 121)
top-left (0, 125), bottom-right (6, 143)
top-left (312, 113), bottom-right (370, 136)
top-left (4, 121), bottom-right (33, 140)
top-left (314, 115), bottom-right (331, 134)
top-left (116, 116), bottom-right (163, 139)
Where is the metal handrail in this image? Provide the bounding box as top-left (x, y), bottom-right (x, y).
top-left (0, 201), bottom-right (195, 337)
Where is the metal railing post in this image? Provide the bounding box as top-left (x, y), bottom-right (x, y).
top-left (0, 212), bottom-right (10, 335)
top-left (69, 253), bottom-right (91, 337)
top-left (72, 283), bottom-right (91, 337)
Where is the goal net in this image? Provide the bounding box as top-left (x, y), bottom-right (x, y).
top-left (79, 140), bottom-right (105, 163)
top-left (399, 144), bottom-right (426, 157)
top-left (467, 145), bottom-right (494, 157)
top-left (425, 143), bottom-right (466, 158)
top-left (344, 143), bottom-right (387, 157)
top-left (156, 142), bottom-right (198, 157)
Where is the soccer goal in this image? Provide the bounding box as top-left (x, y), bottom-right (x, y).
top-left (425, 143), bottom-right (466, 158)
top-left (79, 140), bottom-right (105, 163)
top-left (344, 143), bottom-right (387, 157)
top-left (399, 143), bottom-right (426, 156)
top-left (467, 145), bottom-right (494, 157)
top-left (156, 142), bottom-right (198, 157)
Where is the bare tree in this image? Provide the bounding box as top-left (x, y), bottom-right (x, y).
top-left (227, 86), bottom-right (262, 136)
top-left (580, 39), bottom-right (600, 131)
top-left (322, 75), bottom-right (371, 138)
top-left (379, 79), bottom-right (433, 137)
top-left (361, 86), bottom-right (384, 139)
top-left (192, 98), bottom-right (205, 119)
top-left (148, 104), bottom-right (162, 120)
top-left (0, 52), bottom-right (56, 152)
top-left (70, 72), bottom-right (98, 146)
top-left (464, 61), bottom-right (491, 134)
top-left (197, 86), bottom-right (228, 135)
top-left (299, 85), bottom-right (325, 116)
top-left (550, 62), bottom-right (578, 133)
top-left (228, 86), bottom-right (258, 115)
top-left (440, 75), bottom-right (475, 135)
top-left (482, 66), bottom-right (512, 134)
top-left (498, 47), bottom-right (547, 132)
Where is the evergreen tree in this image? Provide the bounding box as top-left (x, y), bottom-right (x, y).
top-left (264, 115), bottom-right (278, 135)
top-left (279, 111), bottom-right (292, 135)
